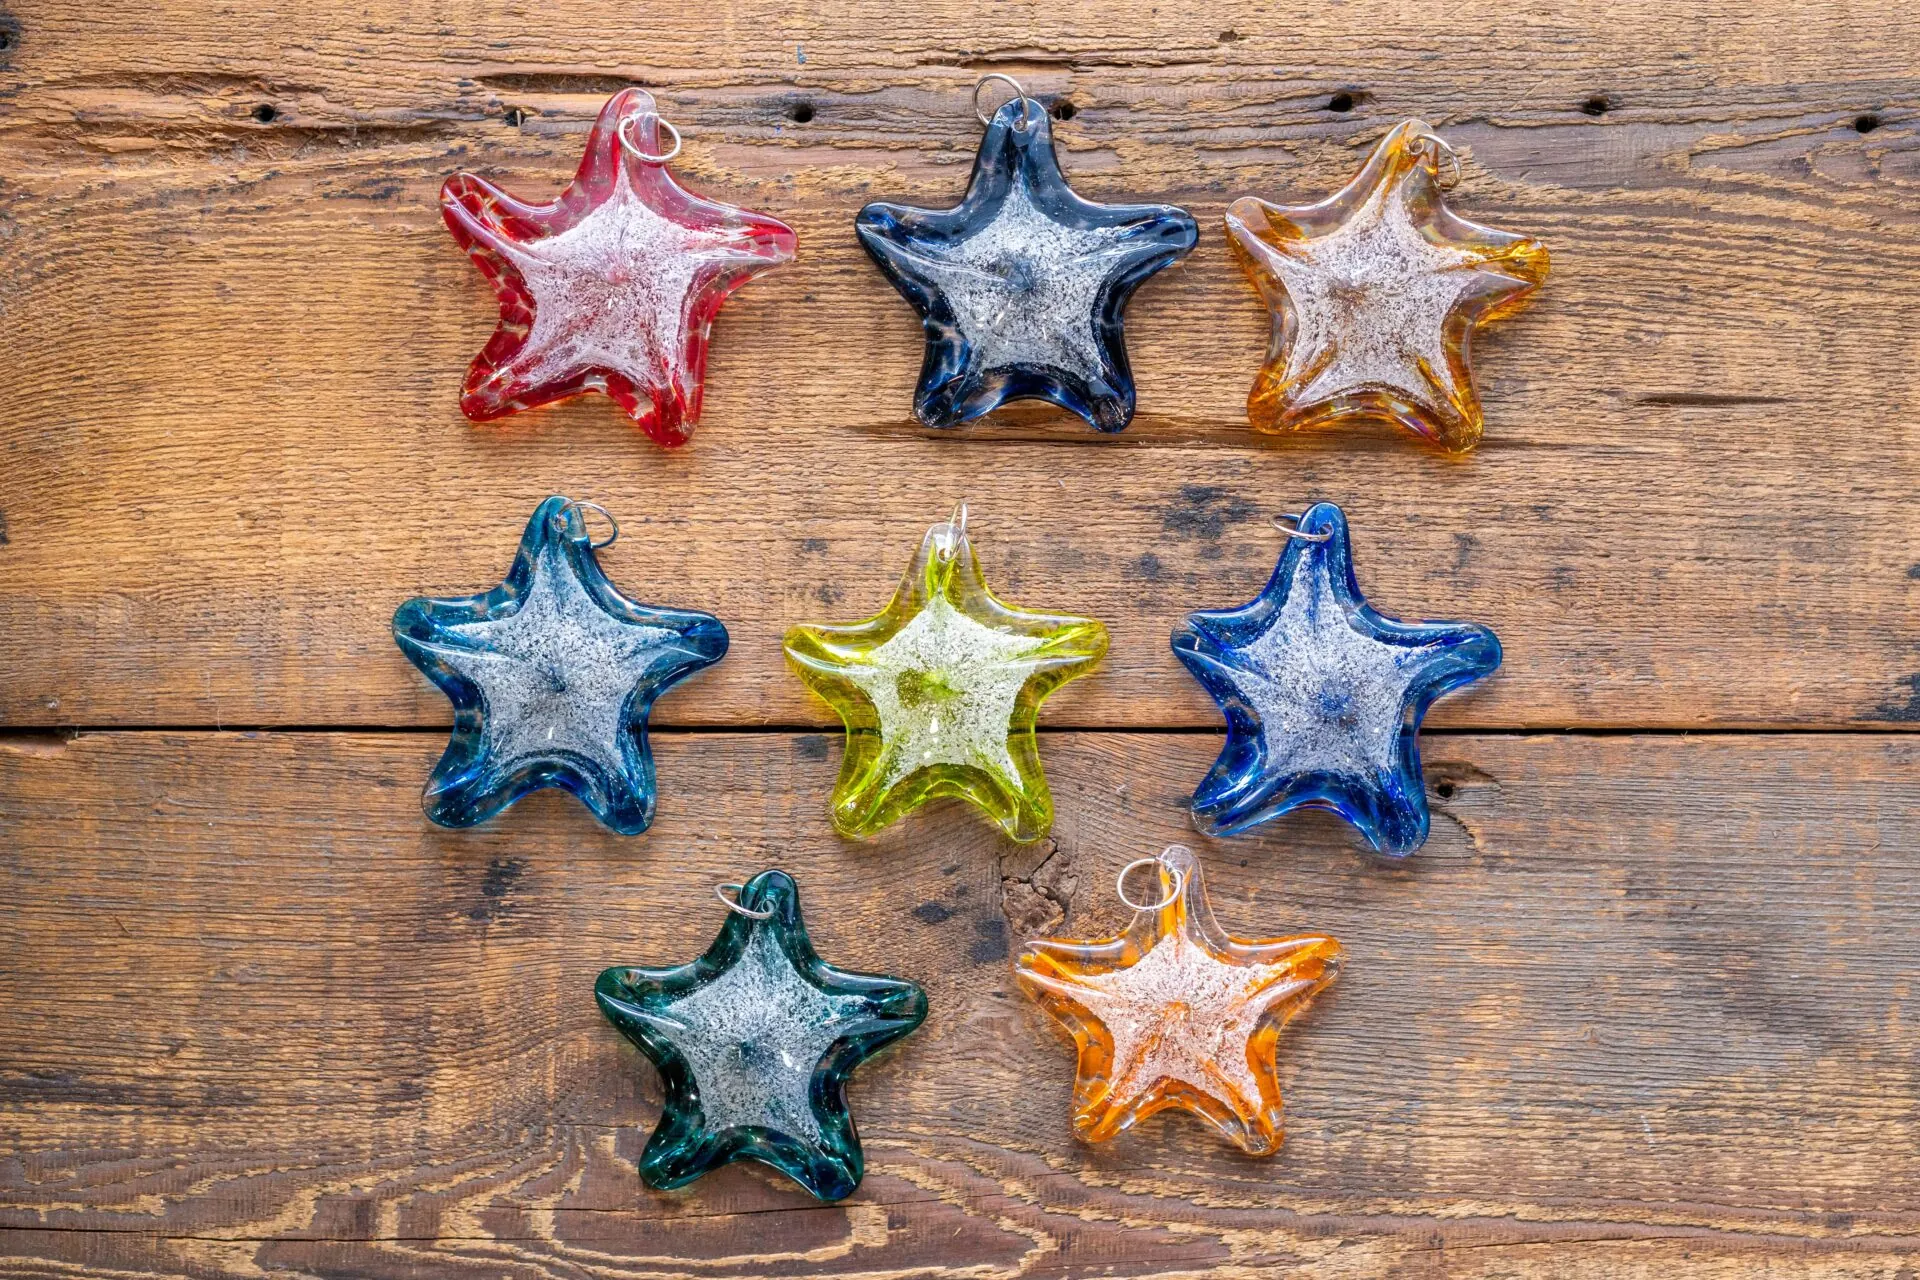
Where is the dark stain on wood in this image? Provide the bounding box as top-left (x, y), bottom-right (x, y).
top-left (1160, 485), bottom-right (1259, 556)
top-left (469, 856), bottom-right (527, 922)
top-left (1876, 672), bottom-right (1920, 722)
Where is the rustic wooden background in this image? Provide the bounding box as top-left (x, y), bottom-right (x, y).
top-left (3, 0), bottom-right (1919, 1275)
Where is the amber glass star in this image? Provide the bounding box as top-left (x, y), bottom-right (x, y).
top-left (441, 88), bottom-right (796, 447)
top-left (1225, 120), bottom-right (1549, 452)
top-left (1015, 845), bottom-right (1341, 1155)
top-left (783, 507), bottom-right (1107, 843)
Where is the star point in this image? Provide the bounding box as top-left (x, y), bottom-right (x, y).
top-left (441, 88), bottom-right (796, 447)
top-left (1016, 845), bottom-right (1341, 1155)
top-left (392, 495), bottom-right (727, 834)
top-left (784, 509), bottom-right (1108, 842)
top-left (1172, 501), bottom-right (1501, 856)
top-left (857, 99), bottom-right (1198, 432)
top-left (595, 870), bottom-right (928, 1201)
top-left (1225, 119), bottom-right (1549, 452)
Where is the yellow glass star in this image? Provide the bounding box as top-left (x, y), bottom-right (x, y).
top-left (1015, 845), bottom-right (1341, 1155)
top-left (784, 506), bottom-right (1107, 843)
top-left (1225, 119), bottom-right (1550, 452)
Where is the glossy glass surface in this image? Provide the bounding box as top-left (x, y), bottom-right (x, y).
top-left (392, 496), bottom-right (727, 834)
top-left (595, 870), bottom-right (928, 1201)
top-left (441, 88), bottom-right (796, 446)
top-left (856, 98), bottom-right (1198, 432)
top-left (784, 511), bottom-right (1107, 842)
top-left (1224, 120), bottom-right (1549, 452)
top-left (1171, 502), bottom-right (1500, 856)
top-left (1015, 845), bottom-right (1341, 1156)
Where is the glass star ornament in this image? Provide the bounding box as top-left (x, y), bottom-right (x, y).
top-left (595, 870), bottom-right (929, 1201)
top-left (855, 92), bottom-right (1198, 432)
top-left (783, 505), bottom-right (1108, 842)
top-left (440, 88), bottom-right (797, 447)
top-left (1171, 502), bottom-right (1500, 856)
top-left (392, 495), bottom-right (728, 834)
top-left (1224, 120), bottom-right (1549, 452)
top-left (1015, 844), bottom-right (1342, 1155)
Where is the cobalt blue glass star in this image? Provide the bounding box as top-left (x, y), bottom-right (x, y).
top-left (855, 94), bottom-right (1198, 432)
top-left (1171, 502), bottom-right (1500, 856)
top-left (392, 495), bottom-right (727, 834)
top-left (595, 870), bottom-right (929, 1201)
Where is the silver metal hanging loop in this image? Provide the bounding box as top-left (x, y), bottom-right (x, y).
top-left (715, 882), bottom-right (775, 920)
top-left (618, 112), bottom-right (683, 164)
top-left (1412, 127), bottom-right (1463, 189)
top-left (973, 73), bottom-right (1040, 132)
top-left (1272, 512), bottom-right (1332, 543)
top-left (559, 499), bottom-right (620, 550)
top-left (1116, 849), bottom-right (1186, 914)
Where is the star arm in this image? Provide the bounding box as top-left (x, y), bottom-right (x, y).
top-left (855, 227), bottom-right (1017, 289)
top-left (620, 613), bottom-right (731, 692)
top-left (1350, 607), bottom-right (1502, 711)
top-left (1236, 946), bottom-right (1344, 1028)
top-left (439, 178), bottom-right (552, 283)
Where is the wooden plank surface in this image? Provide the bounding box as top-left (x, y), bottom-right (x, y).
top-left (3, 729), bottom-right (1920, 1279)
top-left (5, 1), bottom-right (1920, 1276)
top-left (1, 2), bottom-right (1919, 728)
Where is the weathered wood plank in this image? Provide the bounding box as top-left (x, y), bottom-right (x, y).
top-left (1, 4), bottom-right (1919, 729)
top-left (2, 729), bottom-right (1917, 1277)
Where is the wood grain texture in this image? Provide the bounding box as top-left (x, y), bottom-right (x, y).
top-left (1, 1), bottom-right (1919, 728)
top-left (5, 1), bottom-right (1920, 1276)
top-left (3, 730), bottom-right (1919, 1277)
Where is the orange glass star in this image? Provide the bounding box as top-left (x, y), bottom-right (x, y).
top-left (440, 89), bottom-right (796, 447)
top-left (1225, 120), bottom-right (1549, 452)
top-left (1014, 845), bottom-right (1341, 1155)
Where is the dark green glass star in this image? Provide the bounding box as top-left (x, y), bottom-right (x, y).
top-left (594, 870), bottom-right (928, 1201)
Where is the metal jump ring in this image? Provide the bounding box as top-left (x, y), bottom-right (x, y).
top-left (559, 499), bottom-right (620, 550)
top-left (716, 883), bottom-right (775, 920)
top-left (1415, 129), bottom-right (1463, 189)
top-left (1116, 855), bottom-right (1184, 914)
top-left (618, 113), bottom-right (683, 164)
top-left (973, 73), bottom-right (1039, 132)
top-left (1272, 512), bottom-right (1332, 543)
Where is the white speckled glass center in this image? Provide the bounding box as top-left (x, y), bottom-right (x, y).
top-left (913, 174), bottom-right (1127, 380)
top-left (493, 176), bottom-right (712, 389)
top-left (1064, 930), bottom-right (1302, 1103)
top-left (435, 539), bottom-right (673, 773)
top-left (1228, 552), bottom-right (1433, 781)
top-left (652, 926), bottom-right (865, 1142)
top-left (843, 593), bottom-right (1051, 789)
top-left (1264, 181), bottom-right (1478, 410)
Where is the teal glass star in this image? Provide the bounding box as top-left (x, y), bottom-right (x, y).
top-left (1172, 502), bottom-right (1500, 856)
top-left (595, 871), bottom-right (928, 1201)
top-left (392, 496), bottom-right (727, 834)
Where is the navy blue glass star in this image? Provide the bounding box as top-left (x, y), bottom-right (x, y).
top-left (1171, 502), bottom-right (1500, 856)
top-left (595, 870), bottom-right (929, 1201)
top-left (392, 495), bottom-right (727, 834)
top-left (855, 96), bottom-right (1198, 432)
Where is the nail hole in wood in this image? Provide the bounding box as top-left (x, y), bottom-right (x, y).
top-left (251, 103), bottom-right (277, 124)
top-left (0, 29), bottom-right (14, 51)
top-left (502, 107), bottom-right (526, 127)
top-left (1217, 28), bottom-right (1241, 42)
top-left (1580, 94), bottom-right (1611, 116)
top-left (1328, 91), bottom-right (1355, 113)
top-left (1051, 98), bottom-right (1076, 121)
top-left (787, 101), bottom-right (814, 124)
top-left (1855, 113), bottom-right (1882, 134)
top-left (1435, 781), bottom-right (1458, 800)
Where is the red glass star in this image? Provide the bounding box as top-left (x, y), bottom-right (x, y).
top-left (441, 89), bottom-right (796, 447)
